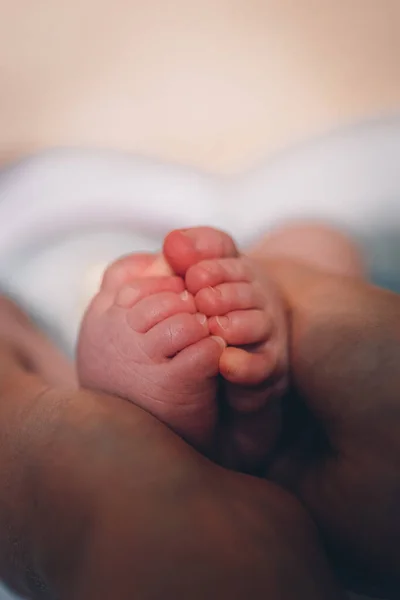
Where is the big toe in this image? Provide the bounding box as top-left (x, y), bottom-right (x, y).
top-left (163, 227), bottom-right (239, 276)
top-left (101, 253), bottom-right (173, 294)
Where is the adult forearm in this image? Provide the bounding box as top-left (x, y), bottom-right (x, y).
top-left (0, 342), bottom-right (89, 599)
top-left (0, 342), bottom-right (54, 596)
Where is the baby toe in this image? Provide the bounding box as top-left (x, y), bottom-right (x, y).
top-left (101, 253), bottom-right (157, 292)
top-left (208, 309), bottom-right (272, 346)
top-left (170, 335), bottom-right (226, 380)
top-left (186, 257), bottom-right (252, 295)
top-left (195, 282), bottom-right (264, 317)
top-left (163, 227), bottom-right (238, 276)
top-left (125, 290), bottom-right (196, 333)
top-left (219, 346), bottom-right (278, 386)
top-left (143, 312), bottom-right (210, 359)
top-left (115, 277), bottom-right (185, 309)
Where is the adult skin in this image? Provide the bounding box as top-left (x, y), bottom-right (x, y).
top-left (265, 259), bottom-right (400, 599)
top-left (0, 297), bottom-right (342, 600)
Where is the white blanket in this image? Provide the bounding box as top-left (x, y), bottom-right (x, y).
top-left (0, 116), bottom-right (399, 357)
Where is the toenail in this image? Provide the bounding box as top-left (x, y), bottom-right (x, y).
top-left (180, 290), bottom-right (190, 301)
top-left (215, 316), bottom-right (229, 330)
top-left (144, 256), bottom-right (173, 277)
top-left (207, 286), bottom-right (221, 296)
top-left (211, 336), bottom-right (226, 349)
top-left (196, 313), bottom-right (207, 325)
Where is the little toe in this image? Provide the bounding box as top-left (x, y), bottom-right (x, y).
top-left (143, 312), bottom-right (210, 359)
top-left (208, 309), bottom-right (272, 346)
top-left (195, 282), bottom-right (264, 316)
top-left (219, 346), bottom-right (279, 387)
top-left (115, 277), bottom-right (185, 309)
top-left (186, 257), bottom-right (253, 295)
top-left (163, 227), bottom-right (238, 276)
top-left (125, 290), bottom-right (196, 333)
top-left (170, 335), bottom-right (226, 380)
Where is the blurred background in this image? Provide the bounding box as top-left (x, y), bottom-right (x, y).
top-left (1, 0), bottom-right (399, 172)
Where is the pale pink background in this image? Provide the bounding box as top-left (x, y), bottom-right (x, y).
top-left (1, 0), bottom-right (399, 172)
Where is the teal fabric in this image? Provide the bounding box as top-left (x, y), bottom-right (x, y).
top-left (0, 584), bottom-right (16, 600)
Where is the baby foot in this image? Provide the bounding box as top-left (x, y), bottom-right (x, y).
top-left (187, 257), bottom-right (288, 400)
top-left (164, 228), bottom-right (288, 472)
top-left (77, 253), bottom-right (225, 452)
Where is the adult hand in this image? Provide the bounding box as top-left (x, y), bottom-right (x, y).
top-left (0, 297), bottom-right (343, 600)
top-left (266, 260), bottom-right (400, 599)
top-left (0, 295), bottom-right (76, 387)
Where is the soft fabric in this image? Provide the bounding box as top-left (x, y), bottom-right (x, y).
top-left (0, 117), bottom-right (400, 360)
